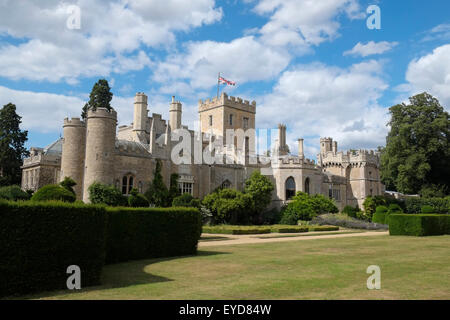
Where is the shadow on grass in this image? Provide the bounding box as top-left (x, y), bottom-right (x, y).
top-left (14, 250), bottom-right (229, 300)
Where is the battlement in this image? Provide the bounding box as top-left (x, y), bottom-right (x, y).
top-left (134, 92), bottom-right (148, 104)
top-left (321, 149), bottom-right (380, 166)
top-left (198, 92), bottom-right (256, 114)
top-left (87, 107), bottom-right (117, 120)
top-left (63, 117), bottom-right (85, 127)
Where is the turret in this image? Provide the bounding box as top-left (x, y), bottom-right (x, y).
top-left (169, 96), bottom-right (182, 130)
top-left (82, 108), bottom-right (117, 202)
top-left (133, 93), bottom-right (148, 132)
top-left (61, 117), bottom-right (86, 200)
top-left (320, 137), bottom-right (333, 154)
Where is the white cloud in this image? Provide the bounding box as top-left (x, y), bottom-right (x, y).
top-left (401, 44), bottom-right (450, 109)
top-left (0, 85), bottom-right (141, 133)
top-left (0, 0), bottom-right (222, 82)
top-left (153, 36), bottom-right (291, 90)
top-left (421, 23), bottom-right (450, 42)
top-left (253, 0), bottom-right (364, 47)
top-left (344, 41), bottom-right (398, 57)
top-left (256, 60), bottom-right (389, 156)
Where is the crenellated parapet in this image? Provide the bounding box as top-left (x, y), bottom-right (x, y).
top-left (199, 92), bottom-right (256, 114)
top-left (320, 149), bottom-right (380, 167)
top-left (63, 117), bottom-right (86, 127)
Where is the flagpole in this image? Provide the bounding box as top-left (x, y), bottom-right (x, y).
top-left (217, 72), bottom-right (220, 99)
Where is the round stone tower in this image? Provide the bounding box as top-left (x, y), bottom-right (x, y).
top-left (61, 117), bottom-right (86, 200)
top-left (82, 108), bottom-right (117, 202)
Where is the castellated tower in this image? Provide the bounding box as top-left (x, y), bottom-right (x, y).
top-left (169, 96), bottom-right (182, 130)
top-left (133, 93), bottom-right (148, 132)
top-left (82, 108), bottom-right (117, 202)
top-left (61, 117), bottom-right (86, 200)
top-left (320, 137), bottom-right (333, 154)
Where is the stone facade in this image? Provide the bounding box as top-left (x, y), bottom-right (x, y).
top-left (21, 92), bottom-right (384, 210)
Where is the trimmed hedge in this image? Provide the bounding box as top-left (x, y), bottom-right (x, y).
top-left (272, 226), bottom-right (308, 233)
top-left (0, 200), bottom-right (107, 297)
top-left (105, 207), bottom-right (202, 264)
top-left (309, 226), bottom-right (340, 232)
top-left (202, 225), bottom-right (271, 235)
top-left (389, 214), bottom-right (450, 236)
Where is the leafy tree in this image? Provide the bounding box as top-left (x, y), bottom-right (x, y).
top-left (279, 192), bottom-right (338, 225)
top-left (172, 193), bottom-right (200, 208)
top-left (0, 103), bottom-right (29, 186)
top-left (168, 173), bottom-right (180, 204)
top-left (244, 171), bottom-right (274, 222)
top-left (202, 189), bottom-right (254, 225)
top-left (60, 176), bottom-right (76, 195)
top-left (380, 92), bottom-right (450, 195)
top-left (81, 79), bottom-right (113, 119)
top-left (145, 159), bottom-right (169, 207)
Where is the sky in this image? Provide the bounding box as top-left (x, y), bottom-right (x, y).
top-left (0, 0), bottom-right (449, 159)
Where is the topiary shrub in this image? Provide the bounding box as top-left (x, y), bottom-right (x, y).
top-left (60, 176), bottom-right (76, 195)
top-left (88, 182), bottom-right (127, 207)
top-left (421, 205), bottom-right (435, 214)
top-left (372, 205), bottom-right (388, 224)
top-left (31, 185), bottom-right (76, 203)
top-left (0, 185), bottom-right (31, 201)
top-left (127, 188), bottom-right (149, 207)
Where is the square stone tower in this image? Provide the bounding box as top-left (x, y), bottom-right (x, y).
top-left (198, 92), bottom-right (256, 140)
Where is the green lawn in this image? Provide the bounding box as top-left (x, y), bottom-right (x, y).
top-left (24, 235), bottom-right (450, 300)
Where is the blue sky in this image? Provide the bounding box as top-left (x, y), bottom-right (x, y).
top-left (0, 0), bottom-right (449, 158)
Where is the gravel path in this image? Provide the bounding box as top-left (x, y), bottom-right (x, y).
top-left (199, 230), bottom-right (389, 247)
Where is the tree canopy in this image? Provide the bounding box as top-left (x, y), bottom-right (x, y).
top-left (82, 79), bottom-right (113, 119)
top-left (380, 92), bottom-right (450, 196)
top-left (0, 103), bottom-right (29, 186)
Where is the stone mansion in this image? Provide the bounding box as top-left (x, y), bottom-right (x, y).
top-left (21, 92), bottom-right (384, 210)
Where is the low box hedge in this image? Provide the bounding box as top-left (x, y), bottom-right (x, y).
top-left (309, 226), bottom-right (340, 232)
top-left (271, 226), bottom-right (308, 233)
top-left (105, 207), bottom-right (202, 264)
top-left (0, 200), bottom-right (107, 297)
top-left (389, 214), bottom-right (450, 236)
top-left (202, 225), bottom-right (271, 235)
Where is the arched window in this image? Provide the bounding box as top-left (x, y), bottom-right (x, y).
top-left (122, 174), bottom-right (134, 195)
top-left (221, 179), bottom-right (232, 189)
top-left (285, 177), bottom-right (296, 200)
top-left (304, 177), bottom-right (310, 195)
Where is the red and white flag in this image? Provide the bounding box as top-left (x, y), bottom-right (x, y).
top-left (219, 76), bottom-right (236, 86)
